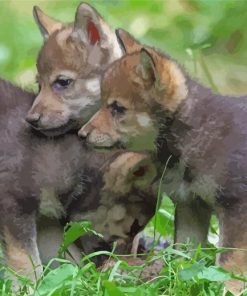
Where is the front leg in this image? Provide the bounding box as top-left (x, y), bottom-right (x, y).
top-left (1, 208), bottom-right (42, 281)
top-left (174, 197), bottom-right (212, 247)
top-left (37, 217), bottom-right (82, 267)
top-left (217, 203), bottom-right (247, 295)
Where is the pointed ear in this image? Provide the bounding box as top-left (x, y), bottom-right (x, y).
top-left (115, 28), bottom-right (142, 54)
top-left (73, 3), bottom-right (104, 46)
top-left (136, 48), bottom-right (157, 85)
top-left (33, 6), bottom-right (63, 40)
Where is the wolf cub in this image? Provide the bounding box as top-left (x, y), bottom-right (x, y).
top-left (79, 29), bottom-right (247, 294)
top-left (26, 3), bottom-right (123, 136)
top-left (0, 79), bottom-right (157, 281)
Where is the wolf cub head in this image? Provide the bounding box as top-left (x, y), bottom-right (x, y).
top-left (79, 29), bottom-right (188, 150)
top-left (26, 3), bottom-right (122, 136)
top-left (71, 151), bottom-right (157, 254)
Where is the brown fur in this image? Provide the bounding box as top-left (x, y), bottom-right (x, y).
top-left (79, 33), bottom-right (187, 147)
top-left (80, 29), bottom-right (247, 294)
top-left (0, 78), bottom-right (157, 282)
top-left (4, 227), bottom-right (42, 280)
top-left (26, 3), bottom-right (122, 136)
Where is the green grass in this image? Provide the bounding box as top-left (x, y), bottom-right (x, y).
top-left (0, 234), bottom-right (245, 295)
top-left (0, 203), bottom-right (246, 296)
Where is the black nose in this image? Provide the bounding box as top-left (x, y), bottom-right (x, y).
top-left (25, 113), bottom-right (41, 128)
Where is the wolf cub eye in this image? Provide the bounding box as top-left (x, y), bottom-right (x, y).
top-left (35, 76), bottom-right (41, 92)
top-left (109, 101), bottom-right (126, 116)
top-left (52, 78), bottom-right (73, 91)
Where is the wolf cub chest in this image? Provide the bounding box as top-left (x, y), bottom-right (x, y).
top-left (39, 187), bottom-right (64, 219)
top-left (162, 161), bottom-right (218, 205)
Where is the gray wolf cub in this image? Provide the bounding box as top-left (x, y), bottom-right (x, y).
top-left (0, 78), bottom-right (157, 281)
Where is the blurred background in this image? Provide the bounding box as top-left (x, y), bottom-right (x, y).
top-left (0, 0), bottom-right (247, 95)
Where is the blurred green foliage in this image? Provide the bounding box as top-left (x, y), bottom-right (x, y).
top-left (0, 0), bottom-right (247, 94)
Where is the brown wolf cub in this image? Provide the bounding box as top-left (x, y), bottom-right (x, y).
top-left (0, 78), bottom-right (157, 282)
top-left (79, 29), bottom-right (247, 294)
top-left (26, 3), bottom-right (122, 136)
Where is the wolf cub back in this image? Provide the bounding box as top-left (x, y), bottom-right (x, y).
top-left (0, 79), bottom-right (157, 281)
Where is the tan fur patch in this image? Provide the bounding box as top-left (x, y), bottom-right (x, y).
top-left (219, 251), bottom-right (247, 295)
top-left (114, 29), bottom-right (188, 112)
top-left (56, 27), bottom-right (73, 47)
top-left (144, 49), bottom-right (188, 112)
top-left (29, 88), bottom-right (63, 113)
top-left (26, 86), bottom-right (66, 130)
top-left (103, 152), bottom-right (157, 194)
top-left (79, 108), bottom-right (120, 146)
top-left (4, 228), bottom-right (42, 278)
top-left (103, 152), bottom-right (147, 194)
top-left (89, 108), bottom-right (115, 134)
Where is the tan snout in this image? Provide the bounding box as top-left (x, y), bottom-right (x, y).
top-left (78, 121), bottom-right (94, 138)
top-left (26, 88), bottom-right (65, 129)
top-left (78, 107), bottom-right (121, 147)
top-left (79, 108), bottom-right (114, 137)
